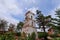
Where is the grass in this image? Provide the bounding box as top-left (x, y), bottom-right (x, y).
top-left (52, 37), bottom-right (60, 40)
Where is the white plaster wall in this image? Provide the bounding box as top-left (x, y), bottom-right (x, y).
top-left (22, 27), bottom-right (38, 38)
top-left (26, 13), bottom-right (35, 20)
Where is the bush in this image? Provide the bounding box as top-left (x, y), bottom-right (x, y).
top-left (51, 34), bottom-right (56, 37)
top-left (27, 34), bottom-right (31, 40)
top-left (0, 34), bottom-right (5, 40)
top-left (31, 32), bottom-right (36, 40)
top-left (5, 32), bottom-right (15, 40)
top-left (27, 32), bottom-right (36, 40)
top-left (20, 32), bottom-right (27, 40)
top-left (16, 32), bottom-right (21, 37)
top-left (0, 32), bottom-right (15, 40)
top-left (38, 32), bottom-right (48, 38)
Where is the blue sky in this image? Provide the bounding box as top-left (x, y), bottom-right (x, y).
top-left (0, 0), bottom-right (60, 24)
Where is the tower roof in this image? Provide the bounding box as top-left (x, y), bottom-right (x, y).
top-left (25, 11), bottom-right (35, 16)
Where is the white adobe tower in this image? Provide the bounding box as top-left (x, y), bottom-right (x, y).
top-left (22, 11), bottom-right (38, 38)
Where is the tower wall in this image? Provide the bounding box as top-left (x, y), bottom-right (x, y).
top-left (22, 11), bottom-right (38, 38)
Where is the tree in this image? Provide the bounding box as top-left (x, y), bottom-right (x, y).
top-left (8, 23), bottom-right (15, 32)
top-left (20, 32), bottom-right (27, 40)
top-left (30, 32), bottom-right (36, 40)
top-left (16, 22), bottom-right (24, 32)
top-left (0, 19), bottom-right (8, 32)
top-left (36, 10), bottom-right (51, 32)
top-left (27, 32), bottom-right (36, 40)
top-left (52, 9), bottom-right (60, 31)
top-left (5, 31), bottom-right (15, 40)
top-left (36, 10), bottom-right (52, 40)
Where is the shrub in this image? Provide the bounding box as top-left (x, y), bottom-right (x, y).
top-left (38, 32), bottom-right (48, 38)
top-left (0, 34), bottom-right (5, 40)
top-left (27, 34), bottom-right (31, 40)
top-left (31, 32), bottom-right (36, 40)
top-left (5, 32), bottom-right (15, 40)
top-left (16, 32), bottom-right (21, 37)
top-left (20, 32), bottom-right (27, 40)
top-left (27, 32), bottom-right (36, 40)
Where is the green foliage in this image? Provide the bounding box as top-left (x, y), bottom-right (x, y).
top-left (0, 19), bottom-right (8, 31)
top-left (30, 32), bottom-right (36, 40)
top-left (38, 32), bottom-right (48, 38)
top-left (0, 34), bottom-right (5, 40)
top-left (5, 32), bottom-right (15, 40)
top-left (52, 9), bottom-right (60, 31)
top-left (52, 37), bottom-right (60, 40)
top-left (0, 32), bottom-right (15, 40)
top-left (49, 34), bottom-right (57, 38)
top-left (27, 32), bottom-right (36, 40)
top-left (20, 32), bottom-right (36, 40)
top-left (16, 32), bottom-right (21, 37)
top-left (17, 21), bottom-right (24, 31)
top-left (20, 32), bottom-right (27, 40)
top-left (36, 10), bottom-right (51, 32)
top-left (27, 34), bottom-right (31, 40)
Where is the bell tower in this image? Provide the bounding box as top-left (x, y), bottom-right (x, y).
top-left (23, 11), bottom-right (35, 28)
top-left (22, 11), bottom-right (38, 38)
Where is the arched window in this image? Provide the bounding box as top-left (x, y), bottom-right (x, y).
top-left (32, 21), bottom-right (33, 26)
top-left (31, 16), bottom-right (33, 19)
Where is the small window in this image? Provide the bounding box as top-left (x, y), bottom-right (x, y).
top-left (31, 16), bottom-right (32, 19)
top-left (32, 21), bottom-right (33, 26)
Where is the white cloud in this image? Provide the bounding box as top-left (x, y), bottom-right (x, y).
top-left (49, 9), bottom-right (56, 18)
top-left (1, 0), bottom-right (60, 25)
top-left (0, 0), bottom-right (39, 24)
top-left (49, 0), bottom-right (60, 18)
top-left (57, 5), bottom-right (60, 9)
top-left (0, 0), bottom-right (23, 24)
top-left (52, 0), bottom-right (60, 6)
top-left (49, 6), bottom-right (60, 18)
top-left (24, 0), bottom-right (36, 4)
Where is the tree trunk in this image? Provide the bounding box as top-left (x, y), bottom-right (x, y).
top-left (43, 25), bottom-right (48, 40)
top-left (43, 25), bottom-right (45, 32)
